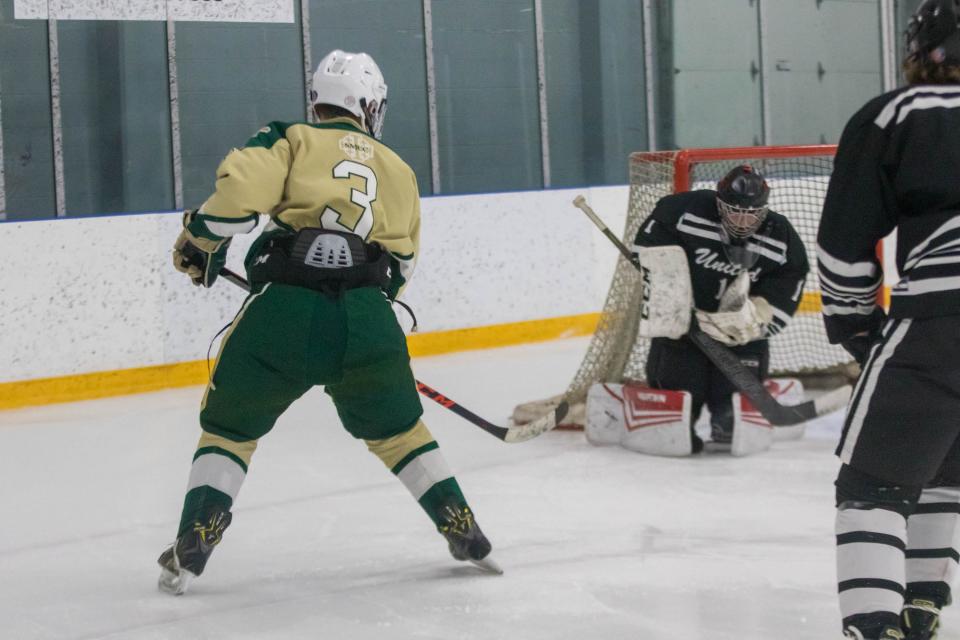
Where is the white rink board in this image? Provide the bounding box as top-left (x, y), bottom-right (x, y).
top-left (0, 186), bottom-right (627, 383)
top-left (14, 0), bottom-right (294, 22)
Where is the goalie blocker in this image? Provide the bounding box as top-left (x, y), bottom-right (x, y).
top-left (586, 379), bottom-right (805, 457)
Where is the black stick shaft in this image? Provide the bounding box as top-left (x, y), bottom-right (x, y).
top-left (415, 382), bottom-right (508, 440)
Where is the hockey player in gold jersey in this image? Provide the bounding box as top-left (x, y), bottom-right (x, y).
top-left (158, 50), bottom-right (498, 595)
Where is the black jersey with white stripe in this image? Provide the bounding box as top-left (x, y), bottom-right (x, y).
top-left (818, 84), bottom-right (960, 344)
top-left (634, 190), bottom-right (809, 338)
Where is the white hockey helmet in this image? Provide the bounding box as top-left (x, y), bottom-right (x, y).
top-left (310, 49), bottom-right (388, 139)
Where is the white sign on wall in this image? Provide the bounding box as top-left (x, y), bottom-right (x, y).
top-left (14, 0), bottom-right (295, 23)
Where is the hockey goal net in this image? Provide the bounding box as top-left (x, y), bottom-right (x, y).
top-left (513, 145), bottom-right (857, 428)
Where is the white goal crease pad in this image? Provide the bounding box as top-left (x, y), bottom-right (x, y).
top-left (586, 378), bottom-right (805, 457)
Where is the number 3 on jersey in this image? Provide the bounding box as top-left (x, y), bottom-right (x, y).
top-left (320, 160), bottom-right (378, 240)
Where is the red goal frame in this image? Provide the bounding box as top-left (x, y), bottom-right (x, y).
top-left (668, 144), bottom-right (838, 193)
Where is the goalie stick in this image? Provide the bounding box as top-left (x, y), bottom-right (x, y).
top-left (218, 267), bottom-right (569, 443)
top-left (572, 195), bottom-right (850, 426)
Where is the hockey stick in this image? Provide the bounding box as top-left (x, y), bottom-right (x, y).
top-left (218, 267), bottom-right (569, 443)
top-left (572, 195), bottom-right (850, 426)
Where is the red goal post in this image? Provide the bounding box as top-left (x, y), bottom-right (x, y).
top-left (513, 144), bottom-right (870, 429)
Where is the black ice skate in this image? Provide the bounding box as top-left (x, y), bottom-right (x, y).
top-left (437, 504), bottom-right (502, 574)
top-left (843, 625), bottom-right (906, 640)
top-left (157, 510), bottom-right (232, 595)
top-left (902, 598), bottom-right (941, 639)
top-left (702, 425), bottom-right (731, 453)
top-left (710, 423), bottom-right (733, 446)
top-left (702, 407), bottom-right (732, 452)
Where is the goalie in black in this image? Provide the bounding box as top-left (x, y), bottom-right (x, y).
top-left (633, 165), bottom-right (809, 452)
top-left (821, 2), bottom-right (960, 639)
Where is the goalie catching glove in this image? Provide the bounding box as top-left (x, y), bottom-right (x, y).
top-left (695, 296), bottom-right (773, 346)
top-left (173, 210), bottom-right (232, 288)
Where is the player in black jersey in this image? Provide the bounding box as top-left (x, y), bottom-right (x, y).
top-left (821, 2), bottom-right (960, 639)
top-left (634, 165), bottom-right (809, 452)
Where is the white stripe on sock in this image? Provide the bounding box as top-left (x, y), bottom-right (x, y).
top-left (918, 486), bottom-right (960, 505)
top-left (905, 556), bottom-right (959, 584)
top-left (837, 506), bottom-right (907, 537)
top-left (907, 511), bottom-right (960, 548)
top-left (838, 543), bottom-right (907, 583)
top-left (837, 506), bottom-right (906, 621)
top-left (839, 588), bottom-right (905, 618)
top-left (907, 487), bottom-right (960, 585)
top-left (186, 452), bottom-right (246, 500)
top-left (396, 448), bottom-right (453, 501)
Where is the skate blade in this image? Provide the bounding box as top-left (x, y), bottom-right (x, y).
top-left (703, 441), bottom-right (732, 453)
top-left (469, 555), bottom-right (503, 575)
top-left (158, 567), bottom-right (194, 595)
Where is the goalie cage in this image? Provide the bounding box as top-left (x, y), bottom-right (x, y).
top-left (513, 145), bottom-right (864, 429)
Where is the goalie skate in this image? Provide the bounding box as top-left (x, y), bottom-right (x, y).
top-left (438, 504), bottom-right (502, 575)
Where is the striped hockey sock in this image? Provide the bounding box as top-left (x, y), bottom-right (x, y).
top-left (906, 486), bottom-right (960, 604)
top-left (177, 432), bottom-right (257, 537)
top-left (837, 504), bottom-right (907, 632)
top-left (367, 420), bottom-right (467, 526)
top-left (391, 442), bottom-right (467, 525)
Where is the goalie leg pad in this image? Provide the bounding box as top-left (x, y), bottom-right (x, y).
top-left (585, 383), bottom-right (626, 446)
top-left (619, 384), bottom-right (693, 457)
top-left (730, 378), bottom-right (805, 455)
top-left (731, 391), bottom-right (774, 456)
top-left (766, 378), bottom-right (806, 442)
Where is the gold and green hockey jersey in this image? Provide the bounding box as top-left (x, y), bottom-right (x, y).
top-left (195, 116), bottom-right (421, 294)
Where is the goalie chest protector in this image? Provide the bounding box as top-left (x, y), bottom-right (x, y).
top-left (634, 190), bottom-right (809, 325)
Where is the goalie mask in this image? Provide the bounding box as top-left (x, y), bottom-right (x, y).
top-left (716, 165), bottom-right (770, 240)
top-left (906, 0), bottom-right (960, 66)
top-left (311, 50), bottom-right (388, 139)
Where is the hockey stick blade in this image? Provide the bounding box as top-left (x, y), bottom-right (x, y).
top-left (812, 384), bottom-right (853, 416)
top-left (219, 268), bottom-right (568, 442)
top-left (572, 196), bottom-right (850, 426)
top-left (505, 401), bottom-right (570, 443)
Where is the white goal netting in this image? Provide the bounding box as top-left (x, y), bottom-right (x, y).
top-left (514, 146), bottom-right (857, 427)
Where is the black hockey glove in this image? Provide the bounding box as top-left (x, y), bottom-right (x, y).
top-left (840, 311), bottom-right (886, 367)
top-left (172, 210), bottom-right (231, 288)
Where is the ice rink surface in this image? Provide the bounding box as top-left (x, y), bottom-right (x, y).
top-left (2, 337), bottom-right (956, 640)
